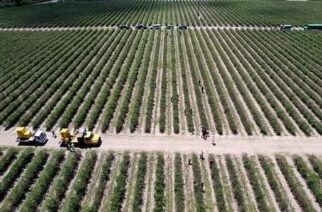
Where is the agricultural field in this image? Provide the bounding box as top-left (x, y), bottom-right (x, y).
top-left (0, 28), bottom-right (322, 136)
top-left (0, 0), bottom-right (322, 27)
top-left (0, 147), bottom-right (321, 211)
top-left (1, 0), bottom-right (322, 210)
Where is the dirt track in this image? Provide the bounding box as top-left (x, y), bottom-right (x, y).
top-left (1, 131), bottom-right (322, 154)
top-left (0, 26), bottom-right (304, 32)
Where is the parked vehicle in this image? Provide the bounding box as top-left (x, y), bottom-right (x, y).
top-left (304, 24), bottom-right (322, 30)
top-left (178, 25), bottom-right (188, 30)
top-left (280, 24), bottom-right (293, 31)
top-left (119, 25), bottom-right (131, 29)
top-left (136, 24), bottom-right (147, 29)
top-left (16, 127), bottom-right (48, 145)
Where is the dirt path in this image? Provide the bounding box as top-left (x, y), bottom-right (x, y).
top-left (0, 26), bottom-right (304, 32)
top-left (1, 131), bottom-right (322, 154)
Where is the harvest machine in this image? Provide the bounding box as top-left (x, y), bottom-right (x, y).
top-left (60, 128), bottom-right (102, 148)
top-left (16, 127), bottom-right (48, 145)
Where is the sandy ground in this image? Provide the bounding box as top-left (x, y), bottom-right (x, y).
top-left (1, 131), bottom-right (322, 154)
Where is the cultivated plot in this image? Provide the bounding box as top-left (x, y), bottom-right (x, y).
top-left (0, 29), bottom-right (322, 136)
top-left (0, 147), bottom-right (321, 211)
top-left (0, 0), bottom-right (322, 27)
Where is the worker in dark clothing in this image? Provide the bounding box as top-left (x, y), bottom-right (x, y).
top-left (201, 86), bottom-right (204, 93)
top-left (201, 127), bottom-right (209, 140)
top-left (212, 135), bottom-right (216, 146)
top-left (52, 131), bottom-right (56, 138)
top-left (200, 152), bottom-right (204, 160)
top-left (188, 159), bottom-right (192, 165)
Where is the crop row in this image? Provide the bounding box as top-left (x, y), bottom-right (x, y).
top-left (132, 153), bottom-right (148, 211)
top-left (225, 155), bottom-right (254, 212)
top-left (174, 153), bottom-right (184, 212)
top-left (191, 154), bottom-right (205, 212)
top-left (63, 151), bottom-right (97, 212)
top-left (108, 153), bottom-right (130, 211)
top-left (0, 148), bottom-right (18, 175)
top-left (144, 31), bottom-right (161, 133)
top-left (257, 155), bottom-right (294, 211)
top-left (85, 153), bottom-right (115, 211)
top-left (20, 150), bottom-right (65, 212)
top-left (242, 155), bottom-right (272, 211)
top-left (1, 29), bottom-right (322, 135)
top-left (293, 156), bottom-right (322, 207)
top-left (276, 155), bottom-right (315, 211)
top-left (209, 155), bottom-right (229, 211)
top-left (154, 153), bottom-right (165, 212)
top-left (1, 150), bottom-right (48, 211)
top-left (0, 149), bottom-right (321, 211)
top-left (0, 1), bottom-right (321, 27)
top-left (0, 148), bottom-right (34, 202)
top-left (42, 151), bottom-right (81, 211)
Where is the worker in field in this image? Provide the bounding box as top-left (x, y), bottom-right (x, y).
top-left (52, 130), bottom-right (57, 138)
top-left (200, 152), bottom-right (204, 160)
top-left (201, 126), bottom-right (209, 140)
top-left (212, 135), bottom-right (216, 146)
top-left (70, 143), bottom-right (75, 152)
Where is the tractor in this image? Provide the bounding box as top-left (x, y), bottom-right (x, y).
top-left (60, 128), bottom-right (102, 150)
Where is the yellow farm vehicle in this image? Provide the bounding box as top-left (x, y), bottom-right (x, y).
top-left (60, 128), bottom-right (102, 149)
top-left (16, 127), bottom-right (48, 145)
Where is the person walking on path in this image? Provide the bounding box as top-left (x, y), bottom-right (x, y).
top-left (52, 131), bottom-right (56, 138)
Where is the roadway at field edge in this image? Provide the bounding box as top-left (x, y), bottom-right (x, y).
top-left (0, 132), bottom-right (321, 154)
top-left (0, 26), bottom-right (304, 32)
